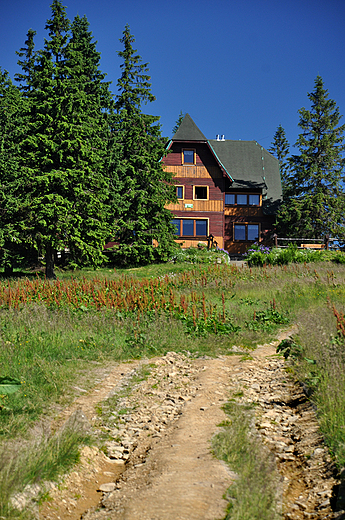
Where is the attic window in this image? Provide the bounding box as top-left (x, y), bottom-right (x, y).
top-left (182, 149), bottom-right (195, 165)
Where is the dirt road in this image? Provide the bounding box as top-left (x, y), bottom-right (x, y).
top-left (39, 330), bottom-right (342, 520)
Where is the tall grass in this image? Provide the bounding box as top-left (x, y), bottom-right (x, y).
top-left (285, 302), bottom-right (345, 468)
top-left (0, 412), bottom-right (90, 519)
top-left (0, 260), bottom-right (344, 516)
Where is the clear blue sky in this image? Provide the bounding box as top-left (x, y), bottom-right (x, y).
top-left (1, 0), bottom-right (345, 152)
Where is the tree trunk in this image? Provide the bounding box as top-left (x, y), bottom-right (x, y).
top-left (45, 243), bottom-right (56, 280)
top-left (4, 265), bottom-right (13, 277)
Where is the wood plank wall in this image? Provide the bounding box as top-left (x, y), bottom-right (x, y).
top-left (163, 142), bottom-right (275, 255)
top-left (165, 165), bottom-right (223, 179)
top-left (166, 200), bottom-right (224, 212)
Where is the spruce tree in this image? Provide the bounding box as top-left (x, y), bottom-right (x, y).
top-left (18, 1), bottom-right (110, 277)
top-left (107, 25), bottom-right (176, 265)
top-left (0, 69), bottom-right (29, 274)
top-left (269, 124), bottom-right (290, 196)
top-left (14, 28), bottom-right (37, 93)
top-left (62, 14), bottom-right (114, 266)
top-left (172, 110), bottom-right (185, 135)
top-left (277, 76), bottom-right (345, 240)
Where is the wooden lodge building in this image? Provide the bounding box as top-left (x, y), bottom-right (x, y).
top-left (163, 114), bottom-right (282, 255)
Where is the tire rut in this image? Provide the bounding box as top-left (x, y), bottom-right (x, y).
top-left (38, 331), bottom-right (344, 520)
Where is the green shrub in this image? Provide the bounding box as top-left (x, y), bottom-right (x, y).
top-left (246, 244), bottom-right (345, 266)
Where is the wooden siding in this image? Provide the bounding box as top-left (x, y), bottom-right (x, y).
top-left (173, 178), bottom-right (224, 201)
top-left (165, 165), bottom-right (223, 179)
top-left (164, 142), bottom-right (220, 167)
top-left (223, 212), bottom-right (275, 255)
top-left (224, 215), bottom-right (274, 240)
top-left (225, 241), bottom-right (249, 255)
top-left (166, 199), bottom-right (223, 212)
top-left (224, 206), bottom-right (263, 217)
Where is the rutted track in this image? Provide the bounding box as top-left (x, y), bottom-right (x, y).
top-left (38, 330), bottom-right (344, 520)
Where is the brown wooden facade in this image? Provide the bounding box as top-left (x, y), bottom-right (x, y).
top-left (163, 140), bottom-right (276, 255)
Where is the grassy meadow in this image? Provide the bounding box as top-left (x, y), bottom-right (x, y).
top-left (0, 253), bottom-right (344, 517)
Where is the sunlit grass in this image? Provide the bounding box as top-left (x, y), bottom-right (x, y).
top-left (213, 401), bottom-right (281, 520)
top-left (0, 260), bottom-right (344, 516)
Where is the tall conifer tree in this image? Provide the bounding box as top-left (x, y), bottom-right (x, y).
top-left (269, 124), bottom-right (290, 196)
top-left (18, 1), bottom-right (110, 277)
top-left (0, 69), bottom-right (29, 273)
top-left (277, 76), bottom-right (345, 240)
top-left (108, 25), bottom-right (175, 265)
top-left (14, 29), bottom-right (37, 94)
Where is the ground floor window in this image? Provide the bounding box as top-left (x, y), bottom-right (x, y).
top-left (172, 218), bottom-right (208, 237)
top-left (234, 223), bottom-right (259, 241)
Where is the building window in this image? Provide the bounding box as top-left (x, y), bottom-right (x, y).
top-left (171, 218), bottom-right (208, 237)
top-left (237, 194), bottom-right (247, 205)
top-left (195, 219), bottom-right (207, 236)
top-left (193, 186), bottom-right (208, 200)
top-left (225, 193), bottom-right (261, 206)
top-left (182, 149), bottom-right (195, 165)
top-left (176, 186), bottom-right (184, 199)
top-left (172, 219), bottom-right (181, 235)
top-left (247, 224), bottom-right (259, 240)
top-left (234, 223), bottom-right (259, 241)
top-left (249, 194), bottom-right (260, 205)
top-left (225, 193), bottom-right (235, 205)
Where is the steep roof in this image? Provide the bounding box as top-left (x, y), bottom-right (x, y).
top-left (170, 114), bottom-right (282, 215)
top-left (172, 113), bottom-right (207, 141)
top-left (209, 139), bottom-right (282, 213)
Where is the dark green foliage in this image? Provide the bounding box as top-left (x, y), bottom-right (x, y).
top-left (0, 69), bottom-right (35, 274)
top-left (1, 10), bottom-right (177, 275)
top-left (107, 25), bottom-right (176, 266)
top-left (277, 76), bottom-right (345, 240)
top-left (245, 306), bottom-right (289, 332)
top-left (14, 28), bottom-right (37, 93)
top-left (276, 338), bottom-right (303, 359)
top-left (269, 124), bottom-right (290, 196)
top-left (16, 1), bottom-right (111, 277)
top-left (245, 244), bottom-right (345, 266)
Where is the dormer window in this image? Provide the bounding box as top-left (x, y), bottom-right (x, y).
top-left (225, 193), bottom-right (261, 206)
top-left (237, 194), bottom-right (247, 205)
top-left (182, 149), bottom-right (195, 165)
top-left (249, 194), bottom-right (260, 205)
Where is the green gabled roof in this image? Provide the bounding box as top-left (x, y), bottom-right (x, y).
top-left (209, 139), bottom-right (282, 214)
top-left (170, 114), bottom-right (282, 214)
top-left (172, 113), bottom-right (207, 141)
